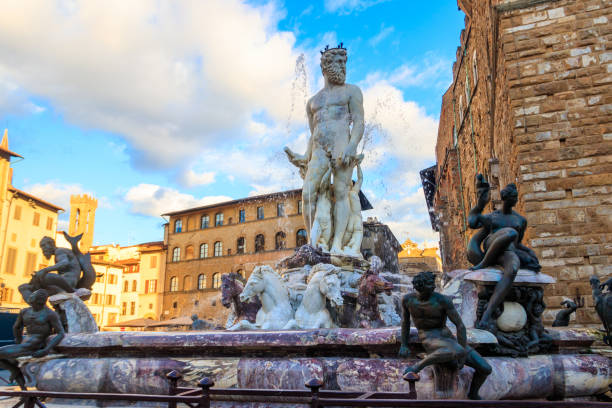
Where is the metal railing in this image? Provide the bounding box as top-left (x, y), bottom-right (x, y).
top-left (0, 370), bottom-right (610, 408)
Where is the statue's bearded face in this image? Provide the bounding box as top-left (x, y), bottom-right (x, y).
top-left (321, 50), bottom-right (347, 85)
top-left (40, 240), bottom-right (55, 259)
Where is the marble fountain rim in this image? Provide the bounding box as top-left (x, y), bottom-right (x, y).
top-left (53, 326), bottom-right (595, 358)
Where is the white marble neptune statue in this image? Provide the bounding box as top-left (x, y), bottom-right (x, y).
top-left (284, 43), bottom-right (365, 256)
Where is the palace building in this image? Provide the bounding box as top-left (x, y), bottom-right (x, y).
top-left (0, 130), bottom-right (63, 309)
top-left (428, 0), bottom-right (612, 325)
top-left (161, 189), bottom-right (306, 324)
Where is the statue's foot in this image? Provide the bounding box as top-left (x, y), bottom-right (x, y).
top-left (469, 263), bottom-right (485, 271)
top-left (403, 365), bottom-right (419, 378)
top-left (330, 246), bottom-right (344, 256)
top-left (476, 319), bottom-right (496, 332)
top-left (467, 392), bottom-right (483, 400)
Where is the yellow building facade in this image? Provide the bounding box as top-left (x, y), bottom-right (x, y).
top-left (0, 130), bottom-right (63, 309)
top-left (398, 239), bottom-right (442, 275)
top-left (88, 241), bottom-right (166, 326)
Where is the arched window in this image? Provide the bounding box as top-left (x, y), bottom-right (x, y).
top-left (174, 219), bottom-right (182, 233)
top-left (296, 229), bottom-right (307, 247)
top-left (215, 212), bottom-right (223, 226)
top-left (75, 209), bottom-right (80, 229)
top-left (172, 247), bottom-right (180, 262)
top-left (255, 234), bottom-right (265, 253)
top-left (275, 231), bottom-right (286, 250)
top-left (201, 215), bottom-right (209, 229)
top-left (237, 237), bottom-right (245, 254)
top-left (123, 280), bottom-right (129, 292)
top-left (183, 275), bottom-right (192, 291)
top-left (169, 277), bottom-right (178, 292)
top-left (185, 245), bottom-right (195, 260)
top-left (212, 273), bottom-right (221, 289)
top-left (197, 274), bottom-right (206, 289)
top-left (200, 243), bottom-right (208, 258)
top-left (132, 280), bottom-right (137, 292)
top-left (214, 241), bottom-right (223, 257)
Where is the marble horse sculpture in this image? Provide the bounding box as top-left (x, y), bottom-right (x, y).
top-left (221, 273), bottom-right (261, 330)
top-left (284, 264), bottom-right (344, 329)
top-left (467, 174), bottom-right (541, 332)
top-left (230, 266), bottom-right (293, 330)
top-left (590, 275), bottom-right (612, 346)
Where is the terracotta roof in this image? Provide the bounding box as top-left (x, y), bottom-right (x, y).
top-left (162, 189), bottom-right (302, 216)
top-left (0, 130), bottom-right (23, 159)
top-left (9, 187), bottom-right (63, 212)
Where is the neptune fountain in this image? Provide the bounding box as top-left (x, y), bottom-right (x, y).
top-left (9, 44), bottom-right (612, 404)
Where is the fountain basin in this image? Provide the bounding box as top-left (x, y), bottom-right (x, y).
top-left (26, 327), bottom-right (611, 402)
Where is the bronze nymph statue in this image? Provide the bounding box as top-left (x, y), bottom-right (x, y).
top-left (467, 174), bottom-right (541, 331)
top-left (399, 272), bottom-right (491, 400)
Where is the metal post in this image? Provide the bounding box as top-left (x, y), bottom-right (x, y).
top-left (305, 378), bottom-right (323, 408)
top-left (197, 377), bottom-right (214, 408)
top-left (403, 372), bottom-right (420, 399)
top-left (166, 370), bottom-right (182, 408)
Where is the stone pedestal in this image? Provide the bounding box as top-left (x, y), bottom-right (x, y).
top-left (442, 268), bottom-right (555, 356)
top-left (49, 289), bottom-right (98, 334)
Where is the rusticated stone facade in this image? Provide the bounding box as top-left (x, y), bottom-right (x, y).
top-left (434, 0), bottom-right (611, 325)
top-left (162, 189), bottom-right (306, 324)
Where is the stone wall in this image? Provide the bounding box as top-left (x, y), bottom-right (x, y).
top-left (435, 0), bottom-right (612, 325)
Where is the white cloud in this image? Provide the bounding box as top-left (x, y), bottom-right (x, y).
top-left (0, 0), bottom-right (299, 168)
top-left (362, 82), bottom-right (438, 165)
top-left (178, 170), bottom-right (216, 188)
top-left (324, 0), bottom-right (389, 14)
top-left (124, 183), bottom-right (232, 217)
top-left (370, 188), bottom-right (439, 245)
top-left (363, 54), bottom-right (450, 89)
top-left (369, 25), bottom-right (394, 47)
top-left (24, 182), bottom-right (93, 212)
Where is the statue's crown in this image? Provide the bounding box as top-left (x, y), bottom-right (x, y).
top-left (320, 42), bottom-right (346, 55)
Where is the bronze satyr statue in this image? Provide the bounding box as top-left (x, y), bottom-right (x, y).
top-left (552, 297), bottom-right (583, 327)
top-left (399, 272), bottom-right (491, 400)
top-left (0, 289), bottom-right (65, 389)
top-left (18, 233), bottom-right (96, 304)
top-left (590, 276), bottom-right (612, 346)
top-left (467, 174), bottom-right (541, 331)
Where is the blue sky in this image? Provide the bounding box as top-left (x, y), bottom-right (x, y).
top-left (0, 0), bottom-right (464, 246)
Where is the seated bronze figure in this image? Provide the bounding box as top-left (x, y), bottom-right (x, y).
top-left (467, 174), bottom-right (541, 331)
top-left (0, 289), bottom-right (65, 389)
top-left (399, 272), bottom-right (491, 400)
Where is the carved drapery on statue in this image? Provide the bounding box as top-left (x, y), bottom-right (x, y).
top-left (284, 43), bottom-right (366, 258)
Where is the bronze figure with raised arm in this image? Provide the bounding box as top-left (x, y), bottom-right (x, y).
top-left (18, 233), bottom-right (96, 304)
top-left (399, 272), bottom-right (491, 400)
top-left (467, 174), bottom-right (541, 331)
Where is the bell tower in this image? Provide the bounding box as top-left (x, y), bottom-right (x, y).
top-left (0, 130), bottom-right (23, 225)
top-left (68, 194), bottom-right (98, 252)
